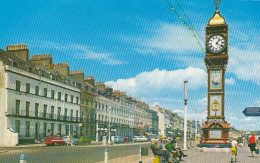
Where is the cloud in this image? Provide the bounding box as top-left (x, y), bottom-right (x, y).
top-left (225, 78), bottom-right (236, 85)
top-left (105, 66), bottom-right (207, 97)
top-left (33, 41), bottom-right (124, 65)
top-left (228, 47), bottom-right (260, 84)
top-left (173, 109), bottom-right (184, 113)
top-left (136, 22), bottom-right (202, 55)
top-left (241, 117), bottom-right (253, 121)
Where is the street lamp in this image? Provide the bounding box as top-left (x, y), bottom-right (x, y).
top-left (96, 113), bottom-right (99, 143)
top-left (183, 80), bottom-right (188, 151)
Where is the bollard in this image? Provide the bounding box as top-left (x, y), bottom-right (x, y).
top-left (104, 148), bottom-right (108, 163)
top-left (139, 145), bottom-right (142, 163)
top-left (20, 154), bottom-right (27, 163)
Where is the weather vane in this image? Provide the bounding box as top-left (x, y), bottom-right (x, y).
top-left (212, 0), bottom-right (222, 9)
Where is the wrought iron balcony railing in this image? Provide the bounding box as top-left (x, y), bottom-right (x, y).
top-left (6, 109), bottom-right (81, 122)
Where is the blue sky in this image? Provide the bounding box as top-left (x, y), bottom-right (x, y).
top-left (0, 0), bottom-right (260, 131)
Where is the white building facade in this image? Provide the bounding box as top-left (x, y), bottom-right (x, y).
top-left (150, 106), bottom-right (171, 137)
top-left (0, 47), bottom-right (81, 147)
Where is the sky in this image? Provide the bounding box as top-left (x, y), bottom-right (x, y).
top-left (0, 0), bottom-right (259, 131)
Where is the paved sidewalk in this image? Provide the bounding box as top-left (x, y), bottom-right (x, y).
top-left (95, 145), bottom-right (260, 163)
top-left (95, 150), bottom-right (154, 163)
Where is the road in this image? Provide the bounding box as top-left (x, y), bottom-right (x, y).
top-left (0, 143), bottom-right (150, 163)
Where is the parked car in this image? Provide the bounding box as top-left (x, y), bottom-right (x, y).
top-left (111, 136), bottom-right (124, 143)
top-left (132, 136), bottom-right (148, 142)
top-left (78, 136), bottom-right (92, 145)
top-left (44, 135), bottom-right (65, 146)
top-left (63, 136), bottom-right (79, 145)
top-left (123, 137), bottom-right (128, 142)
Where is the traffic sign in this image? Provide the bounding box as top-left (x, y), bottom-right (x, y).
top-left (242, 107), bottom-right (260, 116)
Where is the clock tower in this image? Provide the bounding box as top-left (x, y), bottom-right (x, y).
top-left (200, 1), bottom-right (231, 147)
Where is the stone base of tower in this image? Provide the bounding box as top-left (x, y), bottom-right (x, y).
top-left (198, 122), bottom-right (231, 148)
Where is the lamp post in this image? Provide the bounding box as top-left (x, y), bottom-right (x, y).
top-left (184, 80), bottom-right (188, 151)
top-left (108, 106), bottom-right (111, 145)
top-left (96, 113), bottom-right (99, 143)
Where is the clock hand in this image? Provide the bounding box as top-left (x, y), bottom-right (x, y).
top-left (216, 39), bottom-right (220, 46)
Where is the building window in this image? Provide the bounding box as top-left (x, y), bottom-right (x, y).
top-left (70, 110), bottom-right (73, 121)
top-left (76, 97), bottom-right (79, 104)
top-left (58, 92), bottom-right (61, 100)
top-left (106, 105), bottom-right (107, 111)
top-left (65, 125), bottom-right (69, 135)
top-left (76, 110), bottom-right (79, 121)
top-left (51, 90), bottom-right (55, 99)
top-left (99, 103), bottom-right (101, 109)
top-left (43, 123), bottom-right (47, 136)
top-left (71, 95), bottom-right (73, 103)
top-left (43, 105), bottom-right (47, 118)
top-left (35, 103), bottom-right (39, 117)
top-left (51, 123), bottom-right (54, 135)
top-left (26, 83), bottom-right (30, 93)
top-left (57, 107), bottom-right (61, 120)
top-left (13, 61), bottom-right (18, 67)
top-left (16, 80), bottom-right (20, 91)
top-left (44, 88), bottom-right (47, 97)
top-left (35, 86), bottom-right (39, 95)
top-left (64, 108), bottom-right (68, 120)
top-left (58, 124), bottom-right (62, 136)
top-left (70, 125), bottom-right (73, 135)
top-left (25, 121), bottom-right (30, 137)
top-left (15, 120), bottom-right (20, 134)
top-left (65, 94), bottom-right (68, 102)
top-left (15, 100), bottom-right (20, 115)
top-left (26, 101), bottom-right (30, 117)
top-left (29, 67), bottom-right (33, 73)
top-left (51, 106), bottom-right (54, 119)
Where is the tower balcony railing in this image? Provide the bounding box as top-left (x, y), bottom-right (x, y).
top-left (6, 108), bottom-right (81, 122)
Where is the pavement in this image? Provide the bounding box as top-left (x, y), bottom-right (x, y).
top-left (1, 142), bottom-right (260, 163)
top-left (96, 143), bottom-right (260, 163)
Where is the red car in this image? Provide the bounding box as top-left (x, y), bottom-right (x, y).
top-left (44, 135), bottom-right (65, 146)
top-left (123, 137), bottom-right (128, 142)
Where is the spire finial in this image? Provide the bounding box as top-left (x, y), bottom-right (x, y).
top-left (212, 0), bottom-right (222, 9)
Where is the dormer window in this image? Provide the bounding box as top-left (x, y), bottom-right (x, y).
top-left (13, 61), bottom-right (18, 67)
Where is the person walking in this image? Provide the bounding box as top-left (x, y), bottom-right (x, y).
top-left (69, 133), bottom-right (74, 146)
top-left (231, 136), bottom-right (238, 163)
top-left (248, 132), bottom-right (256, 157)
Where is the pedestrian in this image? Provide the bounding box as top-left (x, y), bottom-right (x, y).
top-left (231, 136), bottom-right (238, 163)
top-left (69, 133), bottom-right (74, 146)
top-left (248, 132), bottom-right (256, 157)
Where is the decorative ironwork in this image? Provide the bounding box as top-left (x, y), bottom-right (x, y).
top-left (212, 0), bottom-right (222, 9)
top-left (6, 108), bottom-right (82, 123)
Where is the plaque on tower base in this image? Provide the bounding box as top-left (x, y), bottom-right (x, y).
top-left (198, 122), bottom-right (230, 148)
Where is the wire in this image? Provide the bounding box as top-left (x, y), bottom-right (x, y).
top-left (174, 0), bottom-right (203, 42)
top-left (164, 0), bottom-right (205, 53)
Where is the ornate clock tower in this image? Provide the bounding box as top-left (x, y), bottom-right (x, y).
top-left (200, 1), bottom-right (231, 147)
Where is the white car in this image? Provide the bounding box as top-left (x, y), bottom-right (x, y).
top-left (63, 136), bottom-right (79, 145)
top-left (133, 136), bottom-right (148, 142)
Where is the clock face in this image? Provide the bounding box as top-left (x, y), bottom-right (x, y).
top-left (207, 34), bottom-right (226, 54)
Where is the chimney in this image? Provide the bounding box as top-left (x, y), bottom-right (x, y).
top-left (6, 44), bottom-right (29, 62)
top-left (30, 54), bottom-right (53, 69)
top-left (69, 70), bottom-right (84, 82)
top-left (84, 76), bottom-right (95, 86)
top-left (53, 63), bottom-right (69, 77)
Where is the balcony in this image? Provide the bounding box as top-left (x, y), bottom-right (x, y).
top-left (6, 109), bottom-right (81, 123)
